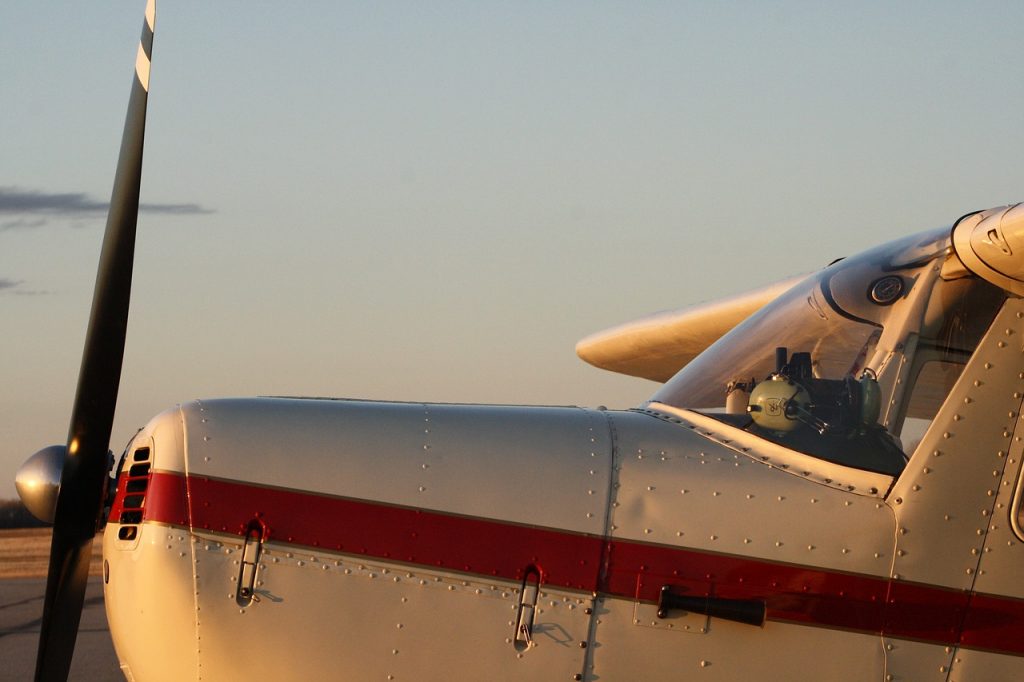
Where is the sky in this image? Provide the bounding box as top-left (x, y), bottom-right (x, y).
top-left (1, 1), bottom-right (1023, 497)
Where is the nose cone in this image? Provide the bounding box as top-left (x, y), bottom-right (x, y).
top-left (15, 445), bottom-right (66, 524)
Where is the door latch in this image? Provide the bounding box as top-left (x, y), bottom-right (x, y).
top-left (514, 565), bottom-right (542, 651)
top-left (236, 517), bottom-right (268, 607)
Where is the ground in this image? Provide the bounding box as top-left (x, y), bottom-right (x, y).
top-left (0, 528), bottom-right (120, 680)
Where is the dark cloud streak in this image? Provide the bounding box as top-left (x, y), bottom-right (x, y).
top-left (0, 218), bottom-right (47, 231)
top-left (139, 201), bottom-right (212, 214)
top-left (0, 277), bottom-right (53, 296)
top-left (0, 187), bottom-right (213, 227)
top-left (0, 188), bottom-right (108, 214)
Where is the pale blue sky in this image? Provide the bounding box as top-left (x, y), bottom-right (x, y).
top-left (2, 1), bottom-right (1023, 495)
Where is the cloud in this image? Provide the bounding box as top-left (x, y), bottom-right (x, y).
top-left (0, 277), bottom-right (52, 296)
top-left (139, 201), bottom-right (212, 214)
top-left (0, 188), bottom-right (108, 214)
top-left (0, 187), bottom-right (213, 228)
top-left (0, 218), bottom-right (47, 231)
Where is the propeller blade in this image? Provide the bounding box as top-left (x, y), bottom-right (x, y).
top-left (35, 2), bottom-right (156, 680)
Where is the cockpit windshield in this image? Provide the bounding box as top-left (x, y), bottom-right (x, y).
top-left (652, 227), bottom-right (1005, 476)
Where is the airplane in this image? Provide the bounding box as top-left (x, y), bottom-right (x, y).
top-left (13, 1), bottom-right (1024, 680)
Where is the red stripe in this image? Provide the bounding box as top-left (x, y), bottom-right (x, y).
top-left (146, 470), bottom-right (189, 526)
top-left (139, 471), bottom-right (1024, 655)
top-left (885, 580), bottom-right (968, 644)
top-left (108, 472), bottom-right (129, 523)
top-left (109, 465), bottom-right (188, 526)
top-left (179, 474), bottom-right (604, 590)
top-left (609, 538), bottom-right (888, 634)
top-left (961, 592), bottom-right (1024, 656)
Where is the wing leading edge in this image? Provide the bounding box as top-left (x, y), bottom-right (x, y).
top-left (575, 275), bottom-right (806, 383)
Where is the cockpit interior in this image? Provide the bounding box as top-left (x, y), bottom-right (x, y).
top-left (652, 227), bottom-right (1006, 476)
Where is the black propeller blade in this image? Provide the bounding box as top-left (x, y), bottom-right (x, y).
top-left (35, 2), bottom-right (156, 680)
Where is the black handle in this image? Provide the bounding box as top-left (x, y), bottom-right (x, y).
top-left (657, 585), bottom-right (766, 627)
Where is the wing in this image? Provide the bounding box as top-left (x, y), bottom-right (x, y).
top-left (575, 275), bottom-right (806, 383)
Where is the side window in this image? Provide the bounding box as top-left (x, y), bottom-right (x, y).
top-left (897, 358), bottom-right (965, 455)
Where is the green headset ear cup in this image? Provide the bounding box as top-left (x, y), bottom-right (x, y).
top-left (859, 374), bottom-right (881, 426)
top-left (748, 376), bottom-right (809, 432)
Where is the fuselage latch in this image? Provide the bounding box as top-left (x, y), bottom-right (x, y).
top-left (514, 565), bottom-right (542, 651)
top-left (236, 517), bottom-right (268, 607)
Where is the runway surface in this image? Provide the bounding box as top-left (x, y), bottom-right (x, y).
top-left (0, 577), bottom-right (121, 681)
top-left (0, 528), bottom-right (117, 678)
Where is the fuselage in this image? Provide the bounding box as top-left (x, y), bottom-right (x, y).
top-left (102, 293), bottom-right (1024, 682)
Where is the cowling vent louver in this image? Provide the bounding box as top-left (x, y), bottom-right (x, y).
top-left (117, 447), bottom-right (151, 539)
